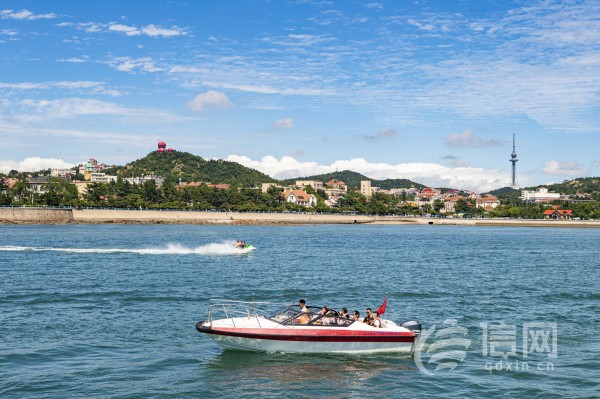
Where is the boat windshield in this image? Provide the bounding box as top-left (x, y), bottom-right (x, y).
top-left (269, 305), bottom-right (355, 327)
top-left (269, 306), bottom-right (297, 323)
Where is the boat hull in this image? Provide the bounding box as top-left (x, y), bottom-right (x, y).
top-left (198, 323), bottom-right (416, 354)
top-left (209, 333), bottom-right (414, 353)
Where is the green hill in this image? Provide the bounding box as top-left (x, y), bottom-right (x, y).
top-left (487, 186), bottom-right (520, 198)
top-left (285, 170), bottom-right (425, 190)
top-left (544, 177), bottom-right (600, 196)
top-left (105, 151), bottom-right (276, 186)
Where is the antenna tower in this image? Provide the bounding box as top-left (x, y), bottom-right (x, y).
top-left (510, 131), bottom-right (519, 189)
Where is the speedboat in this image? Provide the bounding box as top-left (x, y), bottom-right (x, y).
top-left (196, 300), bottom-right (421, 354)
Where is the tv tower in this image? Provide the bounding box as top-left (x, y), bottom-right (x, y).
top-left (509, 131), bottom-right (519, 189)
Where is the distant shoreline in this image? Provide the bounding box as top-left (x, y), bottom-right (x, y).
top-left (1, 207), bottom-right (600, 228)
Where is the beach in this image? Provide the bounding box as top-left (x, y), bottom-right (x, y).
top-left (1, 207), bottom-right (599, 227)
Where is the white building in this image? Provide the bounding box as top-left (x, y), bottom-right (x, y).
top-left (521, 187), bottom-right (561, 202)
top-left (124, 175), bottom-right (164, 186)
top-left (295, 180), bottom-right (324, 190)
top-left (90, 173), bottom-right (118, 183)
top-left (282, 189), bottom-right (317, 207)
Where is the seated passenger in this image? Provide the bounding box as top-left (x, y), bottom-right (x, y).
top-left (298, 299), bottom-right (310, 324)
top-left (372, 311), bottom-right (382, 328)
top-left (352, 310), bottom-right (361, 321)
top-left (340, 308), bottom-right (350, 319)
top-left (319, 306), bottom-right (334, 325)
top-left (364, 308), bottom-right (373, 325)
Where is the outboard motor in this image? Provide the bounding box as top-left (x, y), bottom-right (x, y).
top-left (400, 320), bottom-right (421, 335)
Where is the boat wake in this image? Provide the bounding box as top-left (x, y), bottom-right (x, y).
top-left (0, 241), bottom-right (254, 256)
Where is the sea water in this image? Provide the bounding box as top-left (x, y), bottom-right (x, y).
top-left (0, 224), bottom-right (598, 398)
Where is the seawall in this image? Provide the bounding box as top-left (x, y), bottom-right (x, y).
top-left (2, 207), bottom-right (600, 227)
top-left (0, 207), bottom-right (74, 224)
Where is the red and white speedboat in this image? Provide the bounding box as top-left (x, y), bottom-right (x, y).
top-left (196, 300), bottom-right (421, 354)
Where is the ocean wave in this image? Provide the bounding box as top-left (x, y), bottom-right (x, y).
top-left (0, 241), bottom-right (254, 256)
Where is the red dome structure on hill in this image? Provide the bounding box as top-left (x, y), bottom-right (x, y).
top-left (167, 148), bottom-right (173, 153)
top-left (157, 140), bottom-right (168, 153)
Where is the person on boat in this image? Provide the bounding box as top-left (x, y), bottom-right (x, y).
top-left (235, 240), bottom-right (246, 248)
top-left (352, 310), bottom-right (361, 321)
top-left (298, 299), bottom-right (310, 324)
top-left (299, 299), bottom-right (308, 313)
top-left (363, 308), bottom-right (373, 324)
top-left (372, 311), bottom-right (382, 328)
top-left (318, 306), bottom-right (335, 325)
top-left (340, 308), bottom-right (350, 319)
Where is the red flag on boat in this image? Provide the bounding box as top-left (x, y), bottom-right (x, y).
top-left (375, 296), bottom-right (387, 316)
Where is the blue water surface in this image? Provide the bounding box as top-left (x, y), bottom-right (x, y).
top-left (0, 224), bottom-right (598, 398)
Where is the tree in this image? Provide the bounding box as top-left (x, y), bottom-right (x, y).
top-left (433, 199), bottom-right (445, 212)
top-left (141, 180), bottom-right (160, 203)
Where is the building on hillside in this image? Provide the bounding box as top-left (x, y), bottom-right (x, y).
top-left (326, 179), bottom-right (346, 190)
top-left (177, 182), bottom-right (202, 189)
top-left (419, 187), bottom-right (441, 200)
top-left (73, 181), bottom-right (94, 196)
top-left (442, 196), bottom-right (465, 213)
top-left (388, 187), bottom-right (419, 198)
top-left (27, 176), bottom-right (49, 193)
top-left (521, 187), bottom-right (561, 203)
top-left (323, 196), bottom-right (339, 207)
top-left (177, 182), bottom-right (230, 190)
top-left (124, 175), bottom-right (164, 186)
top-left (206, 183), bottom-right (231, 190)
top-left (360, 180), bottom-right (381, 197)
top-left (360, 180), bottom-right (371, 197)
top-left (90, 173), bottom-right (118, 183)
top-left (543, 209), bottom-right (573, 220)
top-left (296, 180), bottom-right (324, 190)
top-left (78, 158), bottom-right (107, 174)
top-left (261, 183), bottom-right (280, 193)
top-left (51, 168), bottom-right (73, 178)
top-left (1, 178), bottom-right (19, 191)
top-left (476, 195), bottom-right (500, 210)
top-left (282, 189), bottom-right (317, 207)
top-left (26, 176), bottom-right (70, 193)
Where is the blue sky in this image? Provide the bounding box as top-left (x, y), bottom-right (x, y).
top-left (1, 0), bottom-right (599, 192)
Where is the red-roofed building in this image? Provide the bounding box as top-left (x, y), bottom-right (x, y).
top-left (543, 209), bottom-right (573, 220)
top-left (282, 189), bottom-right (317, 207)
top-left (476, 195), bottom-right (500, 210)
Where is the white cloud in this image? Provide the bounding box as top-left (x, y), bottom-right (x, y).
top-left (6, 98), bottom-right (190, 123)
top-left (1, 9), bottom-right (56, 20)
top-left (203, 81), bottom-right (334, 96)
top-left (58, 21), bottom-right (187, 37)
top-left (107, 57), bottom-right (163, 73)
top-left (186, 91), bottom-right (233, 112)
top-left (108, 23), bottom-right (140, 36)
top-left (226, 155), bottom-right (509, 193)
top-left (0, 157), bottom-right (73, 173)
top-left (362, 129), bottom-right (397, 140)
top-left (275, 118), bottom-right (295, 128)
top-left (0, 80), bottom-right (121, 96)
top-left (444, 130), bottom-right (503, 148)
top-left (141, 24), bottom-right (187, 37)
top-left (542, 160), bottom-right (586, 176)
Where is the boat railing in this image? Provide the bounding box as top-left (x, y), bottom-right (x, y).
top-left (206, 299), bottom-right (282, 327)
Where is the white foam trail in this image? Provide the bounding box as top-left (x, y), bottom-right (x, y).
top-left (0, 241), bottom-right (254, 256)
